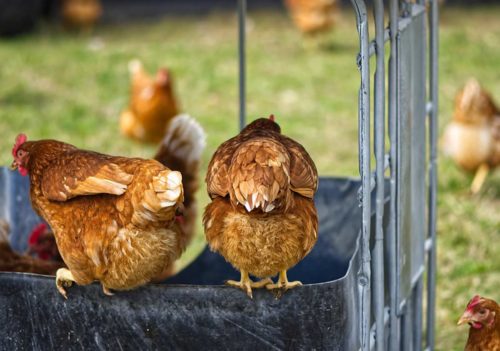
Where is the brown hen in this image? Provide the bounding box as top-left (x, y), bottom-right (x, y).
top-left (284, 0), bottom-right (339, 36)
top-left (458, 295), bottom-right (500, 351)
top-left (203, 115), bottom-right (318, 298)
top-left (61, 0), bottom-right (102, 31)
top-left (11, 134), bottom-right (185, 298)
top-left (120, 60), bottom-right (180, 144)
top-left (442, 79), bottom-right (500, 193)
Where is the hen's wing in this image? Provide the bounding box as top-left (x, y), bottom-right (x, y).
top-left (206, 135), bottom-right (242, 199)
top-left (41, 151), bottom-right (134, 201)
top-left (280, 135), bottom-right (318, 198)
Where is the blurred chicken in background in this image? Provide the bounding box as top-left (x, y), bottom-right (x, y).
top-left (61, 0), bottom-right (102, 31)
top-left (0, 220), bottom-right (63, 275)
top-left (120, 60), bottom-right (180, 144)
top-left (441, 79), bottom-right (500, 193)
top-left (284, 0), bottom-right (339, 36)
top-left (27, 223), bottom-right (63, 263)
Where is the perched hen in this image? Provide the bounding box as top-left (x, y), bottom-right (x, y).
top-left (11, 134), bottom-right (185, 298)
top-left (458, 295), bottom-right (500, 351)
top-left (120, 60), bottom-right (180, 144)
top-left (442, 79), bottom-right (500, 193)
top-left (203, 115), bottom-right (318, 298)
top-left (284, 0), bottom-right (339, 36)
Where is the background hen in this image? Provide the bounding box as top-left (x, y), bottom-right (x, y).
top-left (0, 220), bottom-right (63, 275)
top-left (11, 134), bottom-right (185, 298)
top-left (458, 295), bottom-right (500, 351)
top-left (441, 79), bottom-right (500, 193)
top-left (120, 60), bottom-right (180, 144)
top-left (203, 115), bottom-right (318, 298)
top-left (284, 0), bottom-right (339, 36)
top-left (61, 0), bottom-right (102, 31)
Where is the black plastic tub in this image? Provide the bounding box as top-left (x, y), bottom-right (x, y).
top-left (0, 168), bottom-right (388, 350)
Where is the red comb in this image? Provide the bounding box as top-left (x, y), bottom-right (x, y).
top-left (269, 114), bottom-right (275, 121)
top-left (28, 223), bottom-right (47, 245)
top-left (466, 295), bottom-right (482, 310)
top-left (12, 133), bottom-right (27, 157)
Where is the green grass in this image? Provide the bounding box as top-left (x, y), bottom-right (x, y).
top-left (0, 5), bottom-right (499, 350)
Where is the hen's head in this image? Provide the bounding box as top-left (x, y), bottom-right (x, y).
top-left (11, 134), bottom-right (31, 176)
top-left (156, 68), bottom-right (171, 88)
top-left (458, 295), bottom-right (499, 330)
top-left (241, 115), bottom-right (281, 134)
top-left (454, 79), bottom-right (498, 124)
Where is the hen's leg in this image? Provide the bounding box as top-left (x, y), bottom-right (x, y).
top-left (266, 270), bottom-right (302, 295)
top-left (225, 270), bottom-right (273, 299)
top-left (56, 268), bottom-right (75, 299)
top-left (470, 163), bottom-right (489, 194)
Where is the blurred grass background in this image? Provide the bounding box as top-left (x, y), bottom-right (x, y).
top-left (0, 4), bottom-right (499, 350)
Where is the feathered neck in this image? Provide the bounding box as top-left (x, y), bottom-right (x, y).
top-left (25, 140), bottom-right (76, 175)
top-left (466, 314), bottom-right (500, 350)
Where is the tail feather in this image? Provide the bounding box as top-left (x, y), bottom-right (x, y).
top-left (154, 114), bottom-right (206, 239)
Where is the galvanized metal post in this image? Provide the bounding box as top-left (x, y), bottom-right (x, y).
top-left (237, 0), bottom-right (246, 130)
top-left (388, 0), bottom-right (400, 350)
top-left (372, 0), bottom-right (386, 350)
top-left (349, 0), bottom-right (372, 349)
top-left (426, 0), bottom-right (439, 349)
top-left (413, 278), bottom-right (424, 350)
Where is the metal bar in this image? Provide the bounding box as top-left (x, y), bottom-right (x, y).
top-left (349, 1), bottom-right (371, 349)
top-left (387, 0), bottom-right (400, 349)
top-left (413, 278), bottom-right (424, 350)
top-left (401, 304), bottom-right (412, 351)
top-left (426, 0), bottom-right (439, 349)
top-left (237, 0), bottom-right (246, 130)
top-left (368, 28), bottom-right (390, 57)
top-left (372, 0), bottom-right (386, 350)
top-left (369, 308), bottom-right (391, 350)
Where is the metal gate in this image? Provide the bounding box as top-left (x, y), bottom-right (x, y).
top-left (236, 1), bottom-right (439, 350)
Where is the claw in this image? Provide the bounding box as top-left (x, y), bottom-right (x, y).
top-left (225, 271), bottom-right (272, 299)
top-left (102, 285), bottom-right (114, 296)
top-left (265, 270), bottom-right (302, 298)
top-left (56, 268), bottom-right (75, 299)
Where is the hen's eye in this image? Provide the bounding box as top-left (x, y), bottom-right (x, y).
top-left (479, 309), bottom-right (486, 314)
top-left (17, 150), bottom-right (25, 157)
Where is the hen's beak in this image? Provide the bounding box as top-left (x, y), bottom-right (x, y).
top-left (458, 311), bottom-right (472, 326)
top-left (10, 160), bottom-right (18, 171)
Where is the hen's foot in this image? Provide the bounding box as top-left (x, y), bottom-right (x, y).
top-left (102, 285), bottom-right (114, 296)
top-left (56, 268), bottom-right (75, 299)
top-left (225, 271), bottom-right (272, 299)
top-left (266, 270), bottom-right (302, 298)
